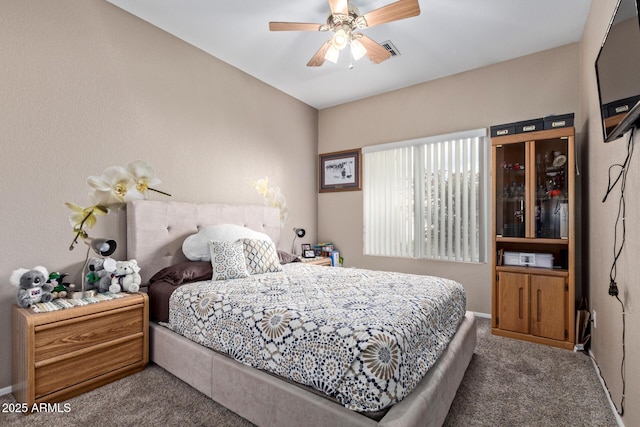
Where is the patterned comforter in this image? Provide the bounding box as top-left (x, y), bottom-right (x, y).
top-left (168, 263), bottom-right (466, 412)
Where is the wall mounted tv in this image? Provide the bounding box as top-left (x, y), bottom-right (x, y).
top-left (596, 0), bottom-right (640, 142)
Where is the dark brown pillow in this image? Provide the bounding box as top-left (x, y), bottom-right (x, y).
top-left (149, 261), bottom-right (212, 286)
top-left (277, 250), bottom-right (300, 264)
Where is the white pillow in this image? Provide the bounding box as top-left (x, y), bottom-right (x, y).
top-left (241, 238), bottom-right (282, 274)
top-left (209, 240), bottom-right (250, 281)
top-left (183, 224), bottom-right (272, 261)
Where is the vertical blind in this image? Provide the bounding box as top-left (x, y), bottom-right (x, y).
top-left (363, 129), bottom-right (486, 262)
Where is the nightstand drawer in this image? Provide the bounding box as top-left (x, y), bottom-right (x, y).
top-left (35, 336), bottom-right (143, 398)
top-left (34, 305), bottom-right (144, 363)
top-left (300, 257), bottom-right (332, 266)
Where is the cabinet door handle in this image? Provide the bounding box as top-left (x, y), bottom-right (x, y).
top-left (536, 289), bottom-right (542, 322)
top-left (519, 287), bottom-right (524, 319)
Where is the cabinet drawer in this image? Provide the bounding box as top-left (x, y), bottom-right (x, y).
top-left (35, 336), bottom-right (143, 398)
top-left (34, 305), bottom-right (143, 363)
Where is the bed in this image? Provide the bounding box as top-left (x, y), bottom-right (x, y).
top-left (127, 200), bottom-right (476, 427)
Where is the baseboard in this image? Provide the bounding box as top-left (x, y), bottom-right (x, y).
top-left (472, 311), bottom-right (491, 319)
top-left (0, 385), bottom-right (12, 397)
top-left (588, 349), bottom-right (625, 427)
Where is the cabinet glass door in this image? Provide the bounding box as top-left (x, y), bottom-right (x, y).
top-left (534, 138), bottom-right (569, 239)
top-left (495, 143), bottom-right (526, 237)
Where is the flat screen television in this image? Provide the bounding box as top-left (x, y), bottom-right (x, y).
top-left (596, 0), bottom-right (640, 142)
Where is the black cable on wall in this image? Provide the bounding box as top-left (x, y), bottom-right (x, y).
top-left (595, 126), bottom-right (634, 417)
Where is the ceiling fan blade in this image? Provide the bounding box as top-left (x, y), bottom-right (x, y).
top-left (362, 0), bottom-right (421, 28)
top-left (269, 22), bottom-right (325, 31)
top-left (307, 41), bottom-right (332, 67)
top-left (328, 0), bottom-right (348, 15)
top-left (358, 35), bottom-right (392, 64)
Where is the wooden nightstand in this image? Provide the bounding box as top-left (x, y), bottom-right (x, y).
top-left (12, 293), bottom-right (148, 408)
top-left (300, 257), bottom-right (332, 266)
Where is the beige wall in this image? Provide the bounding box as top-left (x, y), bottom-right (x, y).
top-left (318, 44), bottom-right (580, 315)
top-left (0, 1), bottom-right (317, 389)
top-left (581, 0), bottom-right (639, 425)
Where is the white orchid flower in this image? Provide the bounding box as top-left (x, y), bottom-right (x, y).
top-left (266, 187), bottom-right (283, 208)
top-left (252, 177), bottom-right (270, 198)
top-left (278, 200), bottom-right (289, 226)
top-left (65, 202), bottom-right (108, 250)
top-left (65, 202), bottom-right (108, 229)
top-left (87, 166), bottom-right (142, 208)
top-left (273, 190), bottom-right (289, 226)
top-left (254, 180), bottom-right (288, 227)
top-left (127, 160), bottom-right (161, 195)
top-left (67, 160), bottom-right (170, 251)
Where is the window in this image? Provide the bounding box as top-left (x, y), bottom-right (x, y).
top-left (363, 129), bottom-right (487, 262)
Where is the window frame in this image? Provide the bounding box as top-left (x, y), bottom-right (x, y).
top-left (362, 128), bottom-right (489, 263)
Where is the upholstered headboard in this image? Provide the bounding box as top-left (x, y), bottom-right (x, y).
top-left (127, 200), bottom-right (281, 285)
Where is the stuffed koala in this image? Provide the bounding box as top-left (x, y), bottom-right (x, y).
top-left (110, 259), bottom-right (141, 293)
top-left (10, 266), bottom-right (54, 308)
top-left (86, 257), bottom-right (117, 293)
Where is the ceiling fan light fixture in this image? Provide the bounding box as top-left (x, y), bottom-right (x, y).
top-left (324, 44), bottom-right (340, 63)
top-left (350, 38), bottom-right (367, 60)
top-left (332, 28), bottom-right (349, 50)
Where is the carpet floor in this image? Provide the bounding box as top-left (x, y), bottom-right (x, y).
top-left (1, 317), bottom-right (617, 426)
top-left (443, 318), bottom-right (617, 426)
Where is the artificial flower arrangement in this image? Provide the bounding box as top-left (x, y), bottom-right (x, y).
top-left (252, 177), bottom-right (288, 227)
top-left (67, 160), bottom-right (170, 251)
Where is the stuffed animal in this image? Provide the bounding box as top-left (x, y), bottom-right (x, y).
top-left (110, 259), bottom-right (141, 293)
top-left (86, 257), bottom-right (117, 293)
top-left (10, 266), bottom-right (54, 308)
top-left (48, 272), bottom-right (69, 299)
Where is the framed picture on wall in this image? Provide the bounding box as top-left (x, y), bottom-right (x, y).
top-left (319, 149), bottom-right (362, 193)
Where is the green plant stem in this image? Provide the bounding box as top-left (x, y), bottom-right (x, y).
top-left (68, 209), bottom-right (93, 251)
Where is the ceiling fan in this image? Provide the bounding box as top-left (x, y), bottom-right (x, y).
top-left (269, 0), bottom-right (421, 67)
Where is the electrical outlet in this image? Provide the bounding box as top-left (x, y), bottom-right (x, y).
top-left (592, 310), bottom-right (597, 329)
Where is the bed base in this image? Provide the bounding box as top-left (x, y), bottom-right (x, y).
top-left (150, 311), bottom-right (476, 427)
top-left (127, 200), bottom-right (477, 426)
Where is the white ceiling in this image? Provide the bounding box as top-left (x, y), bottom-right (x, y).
top-left (105, 0), bottom-right (592, 109)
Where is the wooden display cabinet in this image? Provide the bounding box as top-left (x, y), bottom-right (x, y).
top-left (491, 127), bottom-right (575, 349)
top-left (12, 293), bottom-right (148, 409)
